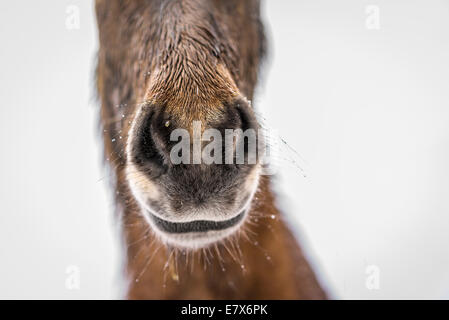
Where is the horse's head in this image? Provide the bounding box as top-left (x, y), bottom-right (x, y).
top-left (97, 0), bottom-right (266, 249)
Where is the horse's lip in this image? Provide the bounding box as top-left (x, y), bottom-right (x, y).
top-left (149, 210), bottom-right (246, 234)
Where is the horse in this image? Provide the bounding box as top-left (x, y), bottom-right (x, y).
top-left (95, 0), bottom-right (326, 299)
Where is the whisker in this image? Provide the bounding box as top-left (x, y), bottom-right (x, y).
top-left (135, 243), bottom-right (162, 283)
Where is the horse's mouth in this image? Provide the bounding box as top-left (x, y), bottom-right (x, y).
top-left (149, 210), bottom-right (246, 234)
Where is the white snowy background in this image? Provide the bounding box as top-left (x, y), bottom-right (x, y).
top-left (0, 0), bottom-right (448, 299)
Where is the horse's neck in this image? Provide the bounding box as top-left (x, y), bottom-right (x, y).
top-left (121, 177), bottom-right (327, 299)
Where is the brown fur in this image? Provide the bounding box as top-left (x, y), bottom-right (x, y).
top-left (95, 0), bottom-right (327, 299)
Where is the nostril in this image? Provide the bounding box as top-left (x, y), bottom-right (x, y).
top-left (131, 99), bottom-right (260, 171)
top-left (235, 101), bottom-right (258, 132)
top-left (223, 99), bottom-right (261, 166)
top-left (132, 109), bottom-right (168, 176)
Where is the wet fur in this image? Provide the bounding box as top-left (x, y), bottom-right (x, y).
top-left (95, 0), bottom-right (327, 299)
